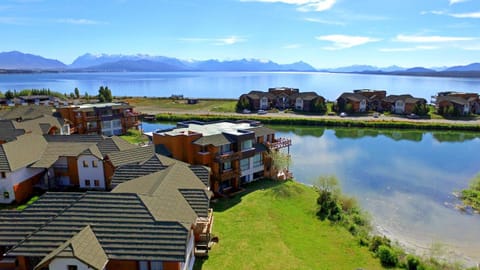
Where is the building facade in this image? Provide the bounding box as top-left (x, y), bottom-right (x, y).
top-left (57, 103), bottom-right (140, 136)
top-left (152, 121), bottom-right (291, 194)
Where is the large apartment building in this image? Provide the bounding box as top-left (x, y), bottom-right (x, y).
top-left (57, 103), bottom-right (140, 136)
top-left (152, 120), bottom-right (291, 194)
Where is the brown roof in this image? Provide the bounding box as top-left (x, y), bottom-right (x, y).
top-left (0, 134), bottom-right (48, 172)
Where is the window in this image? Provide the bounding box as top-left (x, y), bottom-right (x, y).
top-left (1, 172), bottom-right (6, 178)
top-left (92, 160), bottom-right (98, 167)
top-left (82, 160), bottom-right (88, 168)
top-left (220, 144), bottom-right (230, 154)
top-left (85, 179), bottom-right (91, 186)
top-left (94, 180), bottom-right (100, 187)
top-left (253, 153), bottom-right (263, 167)
top-left (240, 158), bottom-right (249, 171)
top-left (241, 140), bottom-right (253, 150)
top-left (150, 261), bottom-right (164, 270)
top-left (68, 265), bottom-right (78, 270)
top-left (223, 161), bottom-right (232, 171)
top-left (3, 191), bottom-right (9, 199)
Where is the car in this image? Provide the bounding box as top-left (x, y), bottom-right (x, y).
top-left (406, 113), bottom-right (420, 119)
top-left (257, 109), bottom-right (267, 115)
top-left (242, 109), bottom-right (251, 114)
top-left (373, 112), bottom-right (380, 118)
top-left (339, 112), bottom-right (347, 117)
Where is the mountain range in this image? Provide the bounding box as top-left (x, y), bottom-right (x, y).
top-left (0, 51), bottom-right (479, 76)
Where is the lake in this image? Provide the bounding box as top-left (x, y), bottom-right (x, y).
top-left (1, 71), bottom-right (480, 101)
top-left (143, 122), bottom-right (480, 265)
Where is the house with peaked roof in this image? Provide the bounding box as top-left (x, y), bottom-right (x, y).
top-left (353, 89), bottom-right (387, 111)
top-left (0, 154), bottom-right (213, 270)
top-left (336, 92), bottom-right (368, 113)
top-left (152, 120), bottom-right (291, 194)
top-left (383, 94), bottom-right (427, 115)
top-left (238, 87), bottom-right (325, 112)
top-left (0, 134), bottom-right (47, 204)
top-left (434, 91), bottom-right (480, 116)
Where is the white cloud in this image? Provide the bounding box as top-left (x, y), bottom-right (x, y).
top-left (179, 36), bottom-right (246, 46)
top-left (449, 12), bottom-right (480, 18)
top-left (240, 0), bottom-right (336, 12)
top-left (380, 46), bottom-right (439, 52)
top-left (283, 43), bottom-right (302, 49)
top-left (56, 18), bottom-right (104, 25)
top-left (395, 34), bottom-right (475, 43)
top-left (316, 34), bottom-right (380, 50)
top-left (303, 17), bottom-right (345, 25)
top-left (449, 0), bottom-right (469, 5)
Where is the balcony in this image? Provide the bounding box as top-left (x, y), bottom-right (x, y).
top-left (215, 151), bottom-right (242, 162)
top-left (220, 169), bottom-right (238, 181)
top-left (266, 137), bottom-right (292, 150)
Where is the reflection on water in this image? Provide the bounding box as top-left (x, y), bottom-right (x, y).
top-left (275, 126), bottom-right (480, 263)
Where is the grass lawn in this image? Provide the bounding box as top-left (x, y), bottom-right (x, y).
top-left (196, 180), bottom-right (382, 270)
top-left (119, 128), bottom-right (149, 145)
top-left (123, 97), bottom-right (237, 113)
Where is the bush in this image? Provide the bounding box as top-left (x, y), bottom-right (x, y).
top-left (377, 245), bottom-right (398, 267)
top-left (406, 255), bottom-right (424, 270)
top-left (369, 235), bottom-right (391, 253)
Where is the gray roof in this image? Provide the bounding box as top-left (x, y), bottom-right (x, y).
top-left (193, 133), bottom-right (232, 146)
top-left (0, 134), bottom-right (48, 172)
top-left (437, 95), bottom-right (469, 105)
top-left (107, 145), bottom-right (155, 168)
top-left (44, 135), bottom-right (136, 156)
top-left (246, 126), bottom-right (275, 138)
top-left (110, 155), bottom-right (168, 186)
top-left (4, 192), bottom-right (191, 262)
top-left (337, 92), bottom-right (367, 102)
top-left (0, 105), bottom-right (55, 121)
top-left (12, 115), bottom-right (64, 135)
top-left (0, 120), bottom-right (25, 142)
top-left (188, 165), bottom-right (210, 187)
top-left (35, 225), bottom-right (108, 270)
top-left (31, 142), bottom-right (102, 169)
top-left (384, 94), bottom-right (426, 104)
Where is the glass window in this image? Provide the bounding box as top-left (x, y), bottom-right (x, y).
top-left (240, 158), bottom-right (249, 171)
top-left (92, 160), bottom-right (98, 167)
top-left (68, 265), bottom-right (78, 270)
top-left (1, 172), bottom-right (6, 178)
top-left (220, 144), bottom-right (230, 154)
top-left (94, 180), bottom-right (100, 187)
top-left (223, 161), bottom-right (232, 171)
top-left (82, 160), bottom-right (88, 167)
top-left (253, 153), bottom-right (263, 167)
top-left (150, 261), bottom-right (164, 270)
top-left (85, 179), bottom-right (91, 186)
top-left (241, 140), bottom-right (253, 150)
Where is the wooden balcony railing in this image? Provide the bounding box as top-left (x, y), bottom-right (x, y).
top-left (215, 151), bottom-right (242, 162)
top-left (266, 137), bottom-right (292, 150)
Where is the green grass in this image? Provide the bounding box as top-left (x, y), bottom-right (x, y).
top-left (119, 129), bottom-right (149, 145)
top-left (16, 195), bottom-right (39, 211)
top-left (124, 97), bottom-right (237, 112)
top-left (196, 180), bottom-right (382, 270)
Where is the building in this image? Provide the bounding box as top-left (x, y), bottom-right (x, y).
top-left (434, 91), bottom-right (480, 116)
top-left (353, 89), bottom-right (387, 111)
top-left (382, 94), bottom-right (427, 115)
top-left (0, 134), bottom-right (136, 204)
top-left (238, 87), bottom-right (325, 112)
top-left (336, 92), bottom-right (368, 113)
top-left (152, 120), bottom-right (291, 194)
top-left (0, 157), bottom-right (213, 270)
top-left (57, 103), bottom-right (140, 136)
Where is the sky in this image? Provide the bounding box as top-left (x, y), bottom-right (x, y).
top-left (0, 0), bottom-right (479, 68)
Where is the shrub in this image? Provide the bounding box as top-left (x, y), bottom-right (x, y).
top-left (369, 235), bottom-right (391, 253)
top-left (377, 245), bottom-right (398, 267)
top-left (406, 255), bottom-right (423, 270)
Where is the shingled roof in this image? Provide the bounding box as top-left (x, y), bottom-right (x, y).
top-left (0, 134), bottom-right (47, 172)
top-left (0, 120), bottom-right (25, 142)
top-left (12, 115), bottom-right (64, 135)
top-left (107, 145), bottom-right (156, 168)
top-left (338, 92), bottom-right (367, 102)
top-left (0, 105), bottom-right (55, 121)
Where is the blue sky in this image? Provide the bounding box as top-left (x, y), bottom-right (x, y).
top-left (1, 0), bottom-right (479, 68)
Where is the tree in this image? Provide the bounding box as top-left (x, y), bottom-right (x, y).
top-left (235, 97), bottom-right (251, 112)
top-left (98, 86), bottom-right (113, 103)
top-left (74, 88), bottom-right (80, 99)
top-left (268, 150), bottom-right (291, 172)
top-left (5, 90), bottom-right (14, 100)
top-left (84, 92), bottom-right (90, 101)
top-left (314, 175), bottom-right (342, 221)
top-left (377, 245), bottom-right (398, 267)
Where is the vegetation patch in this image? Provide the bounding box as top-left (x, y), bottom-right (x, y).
top-left (119, 128), bottom-right (149, 145)
top-left (196, 180), bottom-right (382, 270)
top-left (460, 174), bottom-right (480, 212)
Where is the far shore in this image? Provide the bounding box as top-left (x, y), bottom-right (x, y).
top-left (125, 97), bottom-right (480, 131)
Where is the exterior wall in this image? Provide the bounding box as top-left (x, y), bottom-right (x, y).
top-left (394, 100), bottom-right (405, 114)
top-left (77, 155), bottom-right (105, 189)
top-left (295, 98), bottom-right (303, 110)
top-left (106, 260), bottom-right (138, 270)
top-left (183, 230), bottom-right (195, 270)
top-left (67, 157), bottom-right (80, 186)
top-left (17, 256), bottom-right (29, 270)
top-left (0, 167), bottom-right (44, 204)
top-left (404, 103), bottom-right (414, 114)
top-left (49, 258), bottom-right (92, 270)
top-left (103, 161), bottom-right (115, 189)
top-left (101, 119), bottom-right (123, 136)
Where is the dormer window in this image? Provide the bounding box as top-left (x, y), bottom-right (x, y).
top-left (241, 140), bottom-right (253, 150)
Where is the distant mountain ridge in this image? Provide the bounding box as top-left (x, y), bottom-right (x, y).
top-left (0, 51), bottom-right (479, 76)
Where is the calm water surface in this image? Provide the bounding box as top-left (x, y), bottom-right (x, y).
top-left (144, 122), bottom-right (480, 263)
top-left (274, 126), bottom-right (480, 263)
top-left (1, 72), bottom-right (480, 100)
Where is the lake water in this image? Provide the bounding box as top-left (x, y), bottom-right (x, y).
top-left (143, 122), bottom-right (480, 265)
top-left (1, 71), bottom-right (480, 101)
